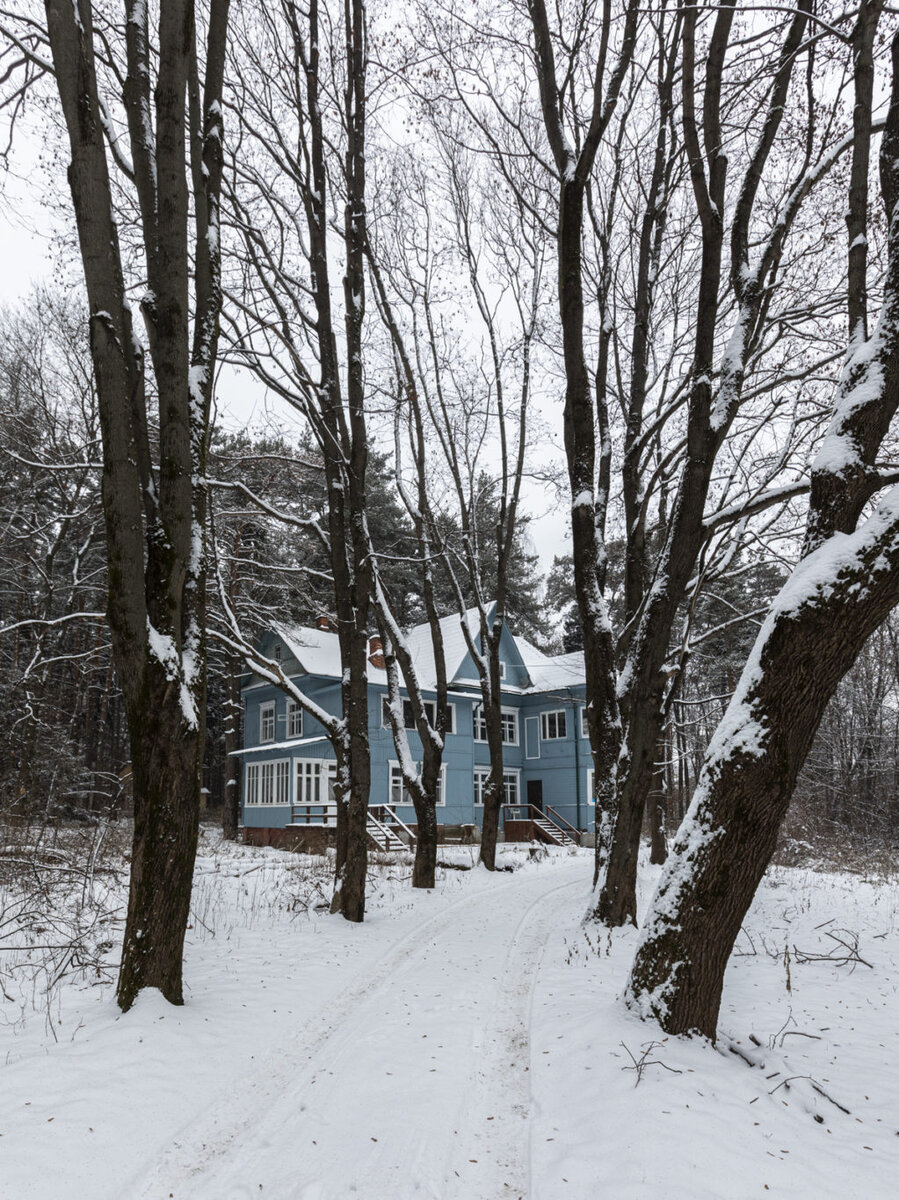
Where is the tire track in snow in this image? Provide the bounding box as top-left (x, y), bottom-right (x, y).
top-left (124, 859), bottom-right (587, 1200)
top-left (441, 875), bottom-right (585, 1200)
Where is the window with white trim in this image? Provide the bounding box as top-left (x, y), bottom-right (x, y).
top-left (498, 660), bottom-right (506, 679)
top-left (580, 706), bottom-right (589, 738)
top-left (473, 767), bottom-right (519, 806)
top-left (382, 696), bottom-right (450, 731)
top-left (501, 709), bottom-right (518, 744)
top-left (286, 699), bottom-right (303, 739)
top-left (586, 767), bottom-right (596, 805)
top-left (295, 758), bottom-right (335, 806)
top-left (503, 771), bottom-right (520, 805)
top-left (245, 758), bottom-right (290, 805)
top-left (259, 701), bottom-right (275, 743)
top-left (473, 706), bottom-right (487, 742)
top-left (473, 705), bottom-right (518, 745)
top-left (540, 710), bottom-right (567, 740)
top-left (473, 767), bottom-right (489, 806)
top-left (389, 761), bottom-right (446, 807)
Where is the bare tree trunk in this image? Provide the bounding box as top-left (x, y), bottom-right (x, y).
top-left (479, 692), bottom-right (505, 872)
top-left (337, 630), bottom-right (371, 920)
top-left (528, 0), bottom-right (642, 889)
top-left (648, 761), bottom-right (667, 866)
top-left (596, 0), bottom-right (813, 926)
top-left (626, 524), bottom-right (899, 1036)
top-left (118, 675), bottom-right (202, 1009)
top-left (411, 779), bottom-right (439, 889)
top-left (44, 0), bottom-right (230, 1008)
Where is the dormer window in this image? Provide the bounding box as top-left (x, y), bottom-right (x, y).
top-left (274, 642), bottom-right (282, 662)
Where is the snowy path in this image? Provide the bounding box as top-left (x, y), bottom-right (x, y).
top-left (9, 847), bottom-right (896, 1199)
top-left (125, 859), bottom-right (587, 1200)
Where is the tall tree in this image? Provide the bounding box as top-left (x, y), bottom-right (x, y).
top-left (10, 0), bottom-right (232, 1008)
top-left (524, 0), bottom-right (866, 927)
top-left (226, 0), bottom-right (373, 919)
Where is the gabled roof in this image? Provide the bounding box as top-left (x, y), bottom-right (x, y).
top-left (276, 624), bottom-right (343, 680)
top-left (272, 606), bottom-right (585, 695)
top-left (520, 650), bottom-right (585, 692)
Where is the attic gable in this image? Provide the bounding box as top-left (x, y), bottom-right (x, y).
top-left (447, 603), bottom-right (534, 689)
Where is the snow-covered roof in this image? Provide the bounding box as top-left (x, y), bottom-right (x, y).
top-left (276, 624), bottom-right (344, 679)
top-left (519, 650), bottom-right (585, 693)
top-left (513, 634), bottom-right (551, 666)
top-left (272, 608), bottom-right (584, 696)
top-left (231, 736), bottom-right (330, 756)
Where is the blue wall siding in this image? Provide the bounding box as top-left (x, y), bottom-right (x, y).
top-left (519, 689), bottom-right (591, 831)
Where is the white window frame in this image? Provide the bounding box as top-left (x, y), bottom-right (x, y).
top-left (259, 701), bottom-right (276, 743)
top-left (501, 708), bottom-right (519, 745)
top-left (503, 769), bottom-right (520, 806)
top-left (382, 696), bottom-right (447, 732)
top-left (473, 767), bottom-right (519, 806)
top-left (245, 758), bottom-right (290, 806)
top-left (540, 710), bottom-right (568, 740)
top-left (389, 760), bottom-right (446, 807)
top-left (586, 767), bottom-right (596, 805)
top-left (473, 766), bottom-right (490, 806)
top-left (580, 706), bottom-right (590, 738)
top-left (498, 660), bottom-right (506, 679)
top-left (473, 706), bottom-right (487, 742)
top-left (473, 705), bottom-right (519, 746)
top-left (294, 758), bottom-right (336, 807)
top-left (286, 699), bottom-right (303, 739)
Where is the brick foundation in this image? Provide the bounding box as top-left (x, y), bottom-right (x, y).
top-left (242, 826), bottom-right (336, 854)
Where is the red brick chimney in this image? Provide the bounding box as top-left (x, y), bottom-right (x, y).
top-left (368, 635), bottom-right (385, 669)
top-left (316, 614), bottom-right (335, 632)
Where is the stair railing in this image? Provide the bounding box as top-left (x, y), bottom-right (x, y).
top-left (545, 805), bottom-right (581, 839)
top-left (368, 804), bottom-right (417, 848)
top-left (502, 803), bottom-right (578, 846)
top-left (366, 809), bottom-right (411, 851)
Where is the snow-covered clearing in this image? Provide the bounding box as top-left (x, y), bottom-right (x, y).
top-left (1, 831), bottom-right (898, 1199)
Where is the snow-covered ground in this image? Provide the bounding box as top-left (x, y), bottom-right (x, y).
top-left (1, 831), bottom-right (898, 1199)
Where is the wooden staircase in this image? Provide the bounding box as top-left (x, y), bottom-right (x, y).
top-left (287, 803), bottom-right (413, 851)
top-left (502, 803), bottom-right (580, 847)
top-left (533, 811), bottom-right (577, 847)
top-left (366, 805), bottom-right (416, 852)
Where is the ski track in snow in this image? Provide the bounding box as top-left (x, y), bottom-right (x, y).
top-left (124, 861), bottom-right (587, 1200)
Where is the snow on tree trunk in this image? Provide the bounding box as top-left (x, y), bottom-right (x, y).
top-left (626, 495), bottom-right (899, 1036)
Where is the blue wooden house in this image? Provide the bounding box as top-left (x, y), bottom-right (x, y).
top-left (238, 606), bottom-right (595, 844)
